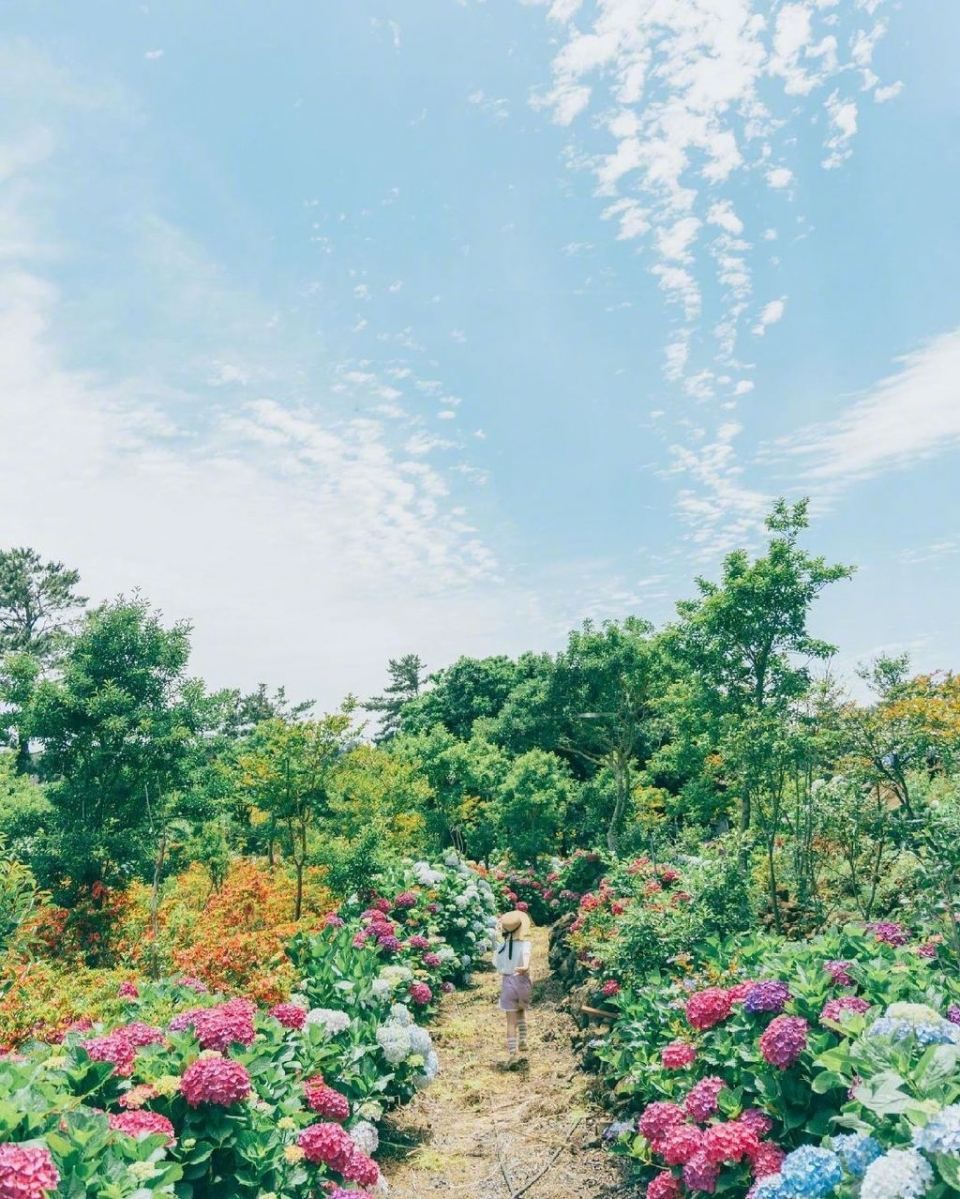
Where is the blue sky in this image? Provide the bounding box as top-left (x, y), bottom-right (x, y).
top-left (2, 0), bottom-right (959, 707)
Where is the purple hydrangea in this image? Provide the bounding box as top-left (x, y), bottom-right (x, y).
top-left (744, 981), bottom-right (792, 1015)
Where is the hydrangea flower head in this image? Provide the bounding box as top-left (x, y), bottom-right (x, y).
top-left (752, 1143), bottom-right (786, 1180)
top-left (270, 1003), bottom-right (307, 1030)
top-left (0, 1144), bottom-right (60, 1199)
top-left (702, 1121), bottom-right (759, 1164)
top-left (686, 988), bottom-right (733, 1031)
top-left (108, 1111), bottom-right (176, 1144)
top-left (739, 1109), bottom-right (773, 1137)
top-left (684, 1077), bottom-right (725, 1122)
top-left (749, 1175), bottom-right (790, 1199)
top-left (832, 1133), bottom-right (882, 1177)
top-left (304, 1077), bottom-right (350, 1121)
top-left (638, 1102), bottom-right (685, 1146)
top-left (297, 1122), bottom-right (354, 1171)
top-left (683, 1152), bottom-right (720, 1194)
top-left (661, 1041), bottom-right (697, 1069)
top-left (867, 922), bottom-right (909, 947)
top-left (759, 1016), bottom-right (808, 1069)
top-left (823, 961), bottom-right (854, 987)
top-left (409, 982), bottom-right (433, 1006)
top-left (180, 1056), bottom-right (251, 1106)
top-left (306, 1008), bottom-right (351, 1036)
top-left (780, 1146), bottom-right (842, 1197)
top-left (661, 1124), bottom-right (704, 1165)
top-left (860, 1148), bottom-right (932, 1199)
top-left (911, 1103), bottom-right (960, 1155)
top-left (744, 981), bottom-right (792, 1015)
top-left (118, 981), bottom-right (139, 999)
top-left (821, 996), bottom-right (870, 1024)
top-left (646, 1171), bottom-right (683, 1199)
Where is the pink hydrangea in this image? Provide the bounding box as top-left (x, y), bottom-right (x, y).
top-left (686, 988), bottom-right (733, 1031)
top-left (117, 981), bottom-right (139, 999)
top-left (118, 1084), bottom-right (158, 1109)
top-left (408, 935), bottom-right (431, 950)
top-left (341, 1150), bottom-right (380, 1187)
top-left (394, 892), bottom-right (418, 909)
top-left (374, 898), bottom-right (392, 913)
top-left (304, 1077), bottom-right (350, 1121)
top-left (423, 952), bottom-right (442, 969)
top-left (178, 976), bottom-right (209, 993)
top-left (752, 1143), bottom-right (786, 1179)
top-left (270, 1003), bottom-right (307, 1030)
top-left (684, 1077), bottom-right (725, 1123)
top-left (683, 1152), bottom-right (720, 1194)
top-left (602, 980), bottom-right (620, 998)
top-left (660, 1124), bottom-right (704, 1166)
top-left (820, 996), bottom-right (870, 1024)
top-left (738, 1109), bottom-right (774, 1137)
top-left (702, 1122), bottom-right (759, 1164)
top-left (192, 999), bottom-right (256, 1052)
top-left (516, 901), bottom-right (529, 912)
top-left (297, 1122), bottom-right (354, 1171)
top-left (823, 960), bottom-right (855, 987)
top-left (917, 940), bottom-right (940, 959)
top-left (119, 1022), bottom-right (164, 1049)
top-left (108, 1111), bottom-right (176, 1144)
top-left (324, 913), bottom-right (345, 928)
top-left (409, 983), bottom-right (433, 1006)
top-left (82, 1032), bottom-right (137, 1077)
top-left (442, 981), bottom-right (455, 993)
top-left (352, 932), bottom-right (370, 949)
top-left (0, 1143), bottom-right (60, 1199)
top-left (179, 1056), bottom-right (251, 1107)
top-left (639, 1102), bottom-right (685, 1147)
top-left (727, 980), bottom-right (758, 1003)
top-left (377, 935), bottom-right (402, 954)
top-left (647, 1172), bottom-right (683, 1199)
top-left (759, 1016), bottom-right (808, 1069)
top-left (661, 1041), bottom-right (697, 1069)
top-left (867, 922), bottom-right (909, 946)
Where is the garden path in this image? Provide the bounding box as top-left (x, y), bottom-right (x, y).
top-left (381, 926), bottom-right (634, 1199)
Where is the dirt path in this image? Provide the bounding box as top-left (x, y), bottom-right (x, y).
top-left (381, 926), bottom-right (635, 1199)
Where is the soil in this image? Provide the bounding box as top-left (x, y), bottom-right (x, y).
top-left (380, 926), bottom-right (639, 1199)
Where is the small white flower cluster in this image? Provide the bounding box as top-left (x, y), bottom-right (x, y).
top-left (350, 1119), bottom-right (380, 1155)
top-left (305, 1008), bottom-right (351, 1035)
top-left (378, 965), bottom-right (414, 989)
top-left (412, 861), bottom-right (445, 887)
top-left (376, 1022), bottom-right (413, 1064)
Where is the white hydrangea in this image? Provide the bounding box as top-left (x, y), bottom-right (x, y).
top-left (305, 1008), bottom-right (351, 1035)
top-left (288, 993), bottom-right (309, 1008)
top-left (376, 1023), bottom-right (413, 1064)
top-left (435, 946), bottom-right (456, 963)
top-left (414, 1049), bottom-right (441, 1088)
top-left (350, 1120), bottom-right (380, 1155)
top-left (412, 861), bottom-right (444, 887)
top-left (461, 954), bottom-right (472, 967)
top-left (390, 1003), bottom-right (413, 1027)
top-left (861, 1149), bottom-right (933, 1199)
top-left (372, 978), bottom-right (393, 999)
top-left (453, 894), bottom-right (469, 909)
top-left (358, 1099), bottom-right (384, 1122)
top-left (409, 1026), bottom-right (433, 1057)
top-left (379, 965), bottom-right (414, 987)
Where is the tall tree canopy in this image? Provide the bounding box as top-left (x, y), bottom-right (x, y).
top-left (365, 654), bottom-right (428, 742)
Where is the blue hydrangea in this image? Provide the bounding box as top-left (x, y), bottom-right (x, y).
top-left (912, 1103), bottom-right (960, 1155)
top-left (832, 1133), bottom-right (882, 1178)
top-left (780, 1146), bottom-right (843, 1198)
top-left (867, 1016), bottom-right (960, 1046)
top-left (860, 1149), bottom-right (933, 1199)
top-left (751, 1175), bottom-right (790, 1199)
top-left (603, 1120), bottom-right (634, 1142)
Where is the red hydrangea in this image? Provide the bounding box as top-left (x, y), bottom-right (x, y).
top-left (374, 898), bottom-right (392, 913)
top-left (179, 1056), bottom-right (251, 1107)
top-left (661, 1041), bottom-right (697, 1069)
top-left (516, 901), bottom-right (529, 911)
top-left (118, 981), bottom-right (139, 999)
top-left (120, 1022), bottom-right (164, 1048)
top-left (304, 1077), bottom-right (350, 1121)
top-left (661, 1124), bottom-right (704, 1165)
top-left (726, 980), bottom-right (757, 1004)
top-left (702, 1121), bottom-right (759, 1164)
top-left (683, 1152), bottom-right (720, 1194)
top-left (0, 1143), bottom-right (60, 1199)
top-left (820, 996), bottom-right (870, 1024)
top-left (752, 1143), bottom-right (786, 1179)
top-left (647, 1172), bottom-right (683, 1199)
top-left (341, 1150), bottom-right (380, 1187)
top-left (684, 1077), bottom-right (725, 1122)
top-left (297, 1122), bottom-right (354, 1170)
top-left (409, 983), bottom-right (433, 1006)
top-left (686, 988), bottom-right (733, 1030)
top-left (408, 935), bottom-right (431, 950)
top-left (270, 1003), bottom-right (307, 1030)
top-left (602, 980), bottom-right (620, 997)
top-left (759, 1016), bottom-right (808, 1069)
top-left (394, 892), bottom-right (418, 909)
top-left (639, 1102), bottom-right (685, 1146)
top-left (423, 952), bottom-right (442, 968)
top-left (108, 1111), bottom-right (176, 1144)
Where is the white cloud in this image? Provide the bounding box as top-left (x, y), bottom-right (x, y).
top-left (752, 297), bottom-right (787, 335)
top-left (523, 0), bottom-right (896, 393)
top-left (779, 330), bottom-right (960, 484)
top-left (144, 49), bottom-right (164, 61)
top-left (733, 380), bottom-right (754, 396)
top-left (874, 81), bottom-right (903, 103)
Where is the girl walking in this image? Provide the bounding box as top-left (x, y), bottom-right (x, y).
top-left (493, 909), bottom-right (533, 1065)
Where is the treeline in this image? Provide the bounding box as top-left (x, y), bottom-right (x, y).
top-left (2, 500), bottom-right (959, 938)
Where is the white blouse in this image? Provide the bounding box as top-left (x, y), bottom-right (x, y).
top-left (493, 937), bottom-right (531, 976)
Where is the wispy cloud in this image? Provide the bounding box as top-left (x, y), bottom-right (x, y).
top-left (778, 329), bottom-right (960, 483)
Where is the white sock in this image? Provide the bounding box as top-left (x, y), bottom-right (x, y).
top-left (507, 1037), bottom-right (517, 1056)
top-left (517, 1018), bottom-right (528, 1049)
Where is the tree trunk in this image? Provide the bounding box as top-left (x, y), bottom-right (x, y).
top-left (607, 752), bottom-right (630, 855)
top-left (149, 827), bottom-right (167, 980)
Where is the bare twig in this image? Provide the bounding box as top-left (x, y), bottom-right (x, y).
top-left (512, 1115), bottom-right (584, 1199)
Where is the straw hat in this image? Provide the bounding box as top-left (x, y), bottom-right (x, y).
top-left (498, 909), bottom-right (532, 938)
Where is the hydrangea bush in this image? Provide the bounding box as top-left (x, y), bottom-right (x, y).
top-left (0, 854), bottom-right (492, 1198)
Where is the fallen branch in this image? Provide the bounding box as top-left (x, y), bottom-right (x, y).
top-left (511, 1115), bottom-right (584, 1199)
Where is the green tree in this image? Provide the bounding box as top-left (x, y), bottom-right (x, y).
top-left (496, 749), bottom-right (574, 864)
top-left (666, 498), bottom-right (854, 878)
top-left (0, 547), bottom-right (87, 658)
top-left (399, 655), bottom-right (520, 741)
top-left (27, 595), bottom-right (207, 899)
top-left (237, 702), bottom-right (356, 919)
top-left (365, 654), bottom-right (428, 742)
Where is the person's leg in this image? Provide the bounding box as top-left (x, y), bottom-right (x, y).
top-left (517, 1006), bottom-right (528, 1053)
top-left (505, 1009), bottom-right (518, 1058)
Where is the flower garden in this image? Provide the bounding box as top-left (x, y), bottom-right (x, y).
top-left (0, 855), bottom-right (497, 1199)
